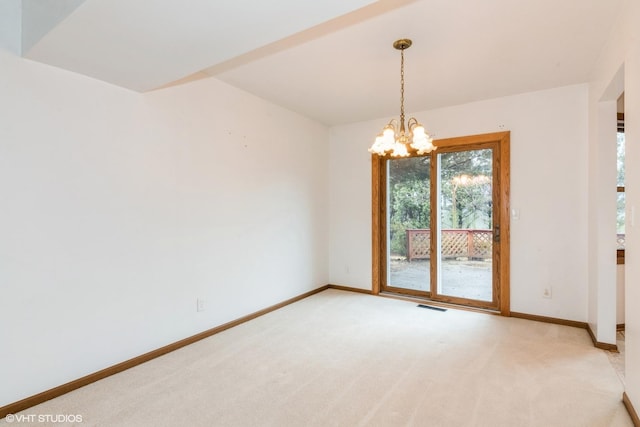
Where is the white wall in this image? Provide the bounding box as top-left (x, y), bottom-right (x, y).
top-left (625, 36), bottom-right (640, 419)
top-left (587, 97), bottom-right (618, 345)
top-left (617, 265), bottom-right (625, 325)
top-left (0, 45), bottom-right (329, 406)
top-left (588, 0), bottom-right (640, 413)
top-left (329, 85), bottom-right (590, 322)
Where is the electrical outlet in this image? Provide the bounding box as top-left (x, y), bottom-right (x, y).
top-left (543, 288), bottom-right (552, 299)
top-left (197, 298), bottom-right (206, 312)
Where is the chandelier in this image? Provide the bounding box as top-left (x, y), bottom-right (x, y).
top-left (368, 39), bottom-right (436, 157)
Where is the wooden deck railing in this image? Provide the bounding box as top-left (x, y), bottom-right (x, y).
top-left (406, 229), bottom-right (493, 261)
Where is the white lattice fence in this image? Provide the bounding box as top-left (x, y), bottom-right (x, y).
top-left (407, 230), bottom-right (430, 259)
top-left (406, 229), bottom-right (492, 261)
top-left (471, 230), bottom-right (493, 258)
top-left (617, 233), bottom-right (626, 250)
top-left (441, 230), bottom-right (468, 257)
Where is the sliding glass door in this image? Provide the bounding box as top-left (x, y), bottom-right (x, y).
top-left (386, 156), bottom-right (431, 297)
top-left (435, 148), bottom-right (494, 304)
top-left (376, 132), bottom-right (509, 312)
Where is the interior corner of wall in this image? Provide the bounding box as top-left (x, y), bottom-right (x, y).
top-left (599, 63), bottom-right (625, 102)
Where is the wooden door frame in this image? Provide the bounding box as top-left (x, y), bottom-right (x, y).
top-left (372, 131), bottom-right (511, 316)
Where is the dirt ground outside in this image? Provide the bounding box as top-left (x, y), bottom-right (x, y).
top-left (389, 258), bottom-right (492, 301)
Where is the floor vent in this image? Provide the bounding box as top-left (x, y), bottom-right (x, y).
top-left (417, 304), bottom-right (447, 312)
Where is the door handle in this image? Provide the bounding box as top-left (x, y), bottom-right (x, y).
top-left (494, 225), bottom-right (500, 243)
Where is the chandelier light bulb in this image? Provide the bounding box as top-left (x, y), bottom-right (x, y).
top-left (368, 134), bottom-right (387, 155)
top-left (383, 126), bottom-right (395, 139)
top-left (392, 141), bottom-right (410, 157)
top-left (412, 125), bottom-right (425, 137)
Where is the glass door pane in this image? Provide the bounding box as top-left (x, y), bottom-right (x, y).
top-left (386, 156), bottom-right (431, 294)
top-left (436, 149), bottom-right (493, 302)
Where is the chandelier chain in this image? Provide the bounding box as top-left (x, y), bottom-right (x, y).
top-left (400, 48), bottom-right (405, 130)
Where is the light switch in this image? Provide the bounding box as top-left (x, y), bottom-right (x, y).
top-left (511, 208), bottom-right (520, 220)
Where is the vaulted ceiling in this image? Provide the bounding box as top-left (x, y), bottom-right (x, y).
top-left (21, 0), bottom-right (623, 125)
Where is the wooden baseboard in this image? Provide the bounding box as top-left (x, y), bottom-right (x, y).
top-left (0, 285), bottom-right (330, 420)
top-left (328, 295), bottom-right (620, 352)
top-left (624, 392), bottom-right (640, 427)
top-left (511, 312), bottom-right (618, 351)
top-left (586, 323), bottom-right (619, 352)
top-left (334, 292), bottom-right (620, 349)
top-left (327, 286), bottom-right (500, 316)
top-left (326, 284), bottom-right (373, 294)
top-left (377, 291), bottom-right (500, 315)
top-left (510, 311), bottom-right (588, 329)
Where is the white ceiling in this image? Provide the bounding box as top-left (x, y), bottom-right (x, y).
top-left (22, 0), bottom-right (623, 126)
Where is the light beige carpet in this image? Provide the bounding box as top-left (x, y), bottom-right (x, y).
top-left (2, 290), bottom-right (632, 426)
top-left (607, 331), bottom-right (626, 385)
